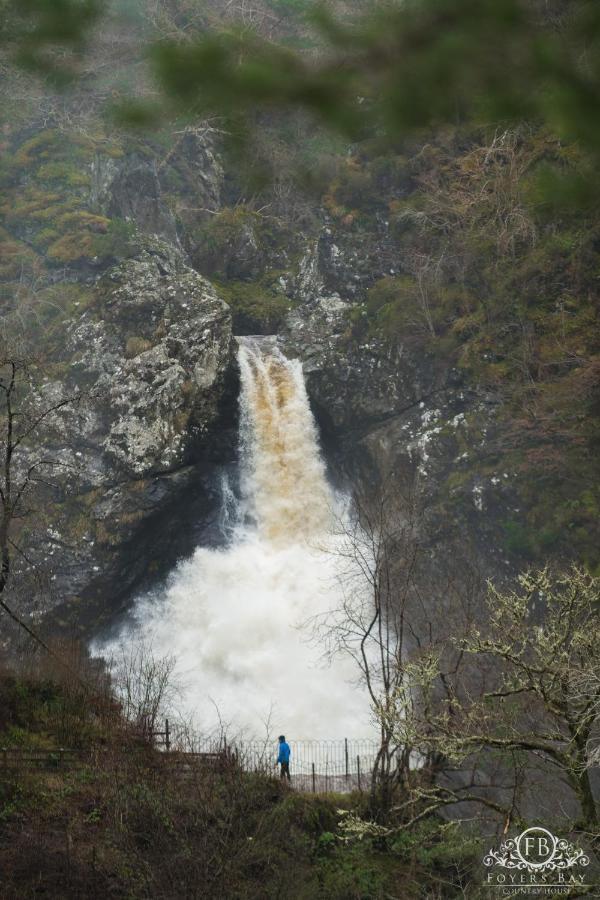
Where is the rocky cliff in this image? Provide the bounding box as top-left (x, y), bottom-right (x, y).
top-left (28, 240), bottom-right (236, 633)
top-left (280, 257), bottom-right (514, 593)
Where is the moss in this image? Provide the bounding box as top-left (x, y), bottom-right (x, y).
top-left (0, 130), bottom-right (133, 282)
top-left (129, 479), bottom-right (150, 494)
top-left (46, 231), bottom-right (97, 263)
top-left (3, 189), bottom-right (62, 220)
top-left (0, 228), bottom-right (39, 279)
top-left (91, 218), bottom-right (136, 260)
top-left (172, 410), bottom-right (190, 434)
top-left (28, 285), bottom-right (96, 356)
top-left (181, 378), bottom-right (195, 398)
top-left (327, 156), bottom-right (378, 217)
top-left (193, 204), bottom-right (294, 281)
top-left (365, 275), bottom-right (433, 340)
top-left (216, 278), bottom-right (291, 334)
top-left (34, 227), bottom-right (61, 248)
top-left (119, 510), bottom-right (147, 529)
top-left (501, 518), bottom-right (536, 557)
top-left (37, 161), bottom-right (91, 187)
top-left (354, 126), bottom-right (600, 564)
top-left (54, 211), bottom-right (109, 232)
top-left (13, 129), bottom-right (61, 166)
top-left (125, 336), bottom-right (153, 358)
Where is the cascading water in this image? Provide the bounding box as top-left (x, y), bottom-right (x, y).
top-left (99, 338), bottom-right (371, 738)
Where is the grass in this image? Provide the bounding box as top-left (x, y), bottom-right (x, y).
top-left (0, 658), bottom-right (482, 899)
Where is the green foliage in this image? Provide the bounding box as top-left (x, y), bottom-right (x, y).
top-left (12, 128), bottom-right (62, 165)
top-left (123, 0), bottom-right (600, 208)
top-left (389, 567), bottom-right (600, 833)
top-left (46, 227), bottom-right (103, 262)
top-left (0, 663), bottom-right (492, 898)
top-left (501, 518), bottom-right (537, 558)
top-left (267, 0), bottom-right (314, 18)
top-left (326, 157), bottom-right (377, 217)
top-left (0, 227), bottom-right (39, 280)
top-left (90, 217), bottom-right (136, 260)
top-left (37, 160), bottom-right (91, 186)
top-left (195, 206), bottom-right (259, 272)
top-left (4, 0), bottom-right (600, 211)
top-left (0, 671), bottom-right (100, 748)
top-left (366, 276), bottom-right (425, 338)
top-left (316, 841), bottom-right (390, 899)
top-left (1, 0), bottom-right (101, 84)
top-left (193, 204), bottom-right (293, 279)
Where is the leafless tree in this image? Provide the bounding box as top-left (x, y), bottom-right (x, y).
top-left (0, 344), bottom-right (83, 649)
top-left (315, 477), bottom-right (423, 808)
top-left (386, 566), bottom-right (600, 835)
top-left (109, 639), bottom-right (179, 742)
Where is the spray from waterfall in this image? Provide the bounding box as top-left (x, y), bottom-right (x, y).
top-left (97, 338), bottom-right (371, 738)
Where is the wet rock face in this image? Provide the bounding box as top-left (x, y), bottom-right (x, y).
top-left (91, 153), bottom-right (179, 244)
top-left (39, 239), bottom-right (237, 632)
top-left (158, 130), bottom-right (224, 223)
top-left (280, 247), bottom-right (513, 581)
top-left (74, 238), bottom-right (233, 478)
top-left (106, 156), bottom-right (179, 245)
top-left (284, 295), bottom-right (416, 433)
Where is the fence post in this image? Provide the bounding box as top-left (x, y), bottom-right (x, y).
top-left (345, 738), bottom-right (349, 782)
top-left (357, 755), bottom-right (361, 792)
top-left (312, 762), bottom-right (316, 794)
top-left (165, 719), bottom-right (170, 752)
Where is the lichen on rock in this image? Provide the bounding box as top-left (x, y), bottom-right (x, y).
top-left (33, 236), bottom-right (237, 628)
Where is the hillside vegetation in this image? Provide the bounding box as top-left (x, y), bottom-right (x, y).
top-left (341, 126), bottom-right (600, 567)
top-left (0, 656), bottom-right (482, 899)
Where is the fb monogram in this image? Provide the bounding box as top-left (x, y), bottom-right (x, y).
top-left (517, 828), bottom-right (557, 868)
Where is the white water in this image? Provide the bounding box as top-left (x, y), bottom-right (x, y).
top-left (98, 338), bottom-right (372, 738)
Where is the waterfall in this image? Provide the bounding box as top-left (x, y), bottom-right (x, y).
top-left (238, 337), bottom-right (332, 542)
top-left (98, 338), bottom-right (371, 738)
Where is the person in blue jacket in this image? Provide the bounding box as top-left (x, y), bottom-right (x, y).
top-left (277, 735), bottom-right (291, 781)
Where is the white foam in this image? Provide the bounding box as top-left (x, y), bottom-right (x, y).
top-left (97, 338), bottom-right (372, 738)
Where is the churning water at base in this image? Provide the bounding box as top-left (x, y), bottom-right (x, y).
top-left (98, 338), bottom-right (371, 738)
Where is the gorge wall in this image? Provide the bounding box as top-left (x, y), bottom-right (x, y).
top-left (1, 89), bottom-right (596, 643)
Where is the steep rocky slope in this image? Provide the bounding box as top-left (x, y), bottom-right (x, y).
top-left (11, 241), bottom-right (236, 634)
top-left (280, 266), bottom-right (512, 591)
top-left (53, 238), bottom-right (236, 627)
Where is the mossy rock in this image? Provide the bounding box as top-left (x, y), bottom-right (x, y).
top-left (216, 278), bottom-right (291, 334)
top-left (46, 232), bottom-right (97, 263)
top-left (125, 336), bottom-right (153, 358)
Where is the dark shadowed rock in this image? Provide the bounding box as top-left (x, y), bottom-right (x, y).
top-left (92, 153), bottom-right (179, 244)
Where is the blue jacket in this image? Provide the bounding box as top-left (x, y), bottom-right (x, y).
top-left (277, 741), bottom-right (291, 764)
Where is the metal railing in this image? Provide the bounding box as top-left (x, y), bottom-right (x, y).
top-left (1, 732), bottom-right (384, 793)
top-left (175, 735), bottom-right (381, 792)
